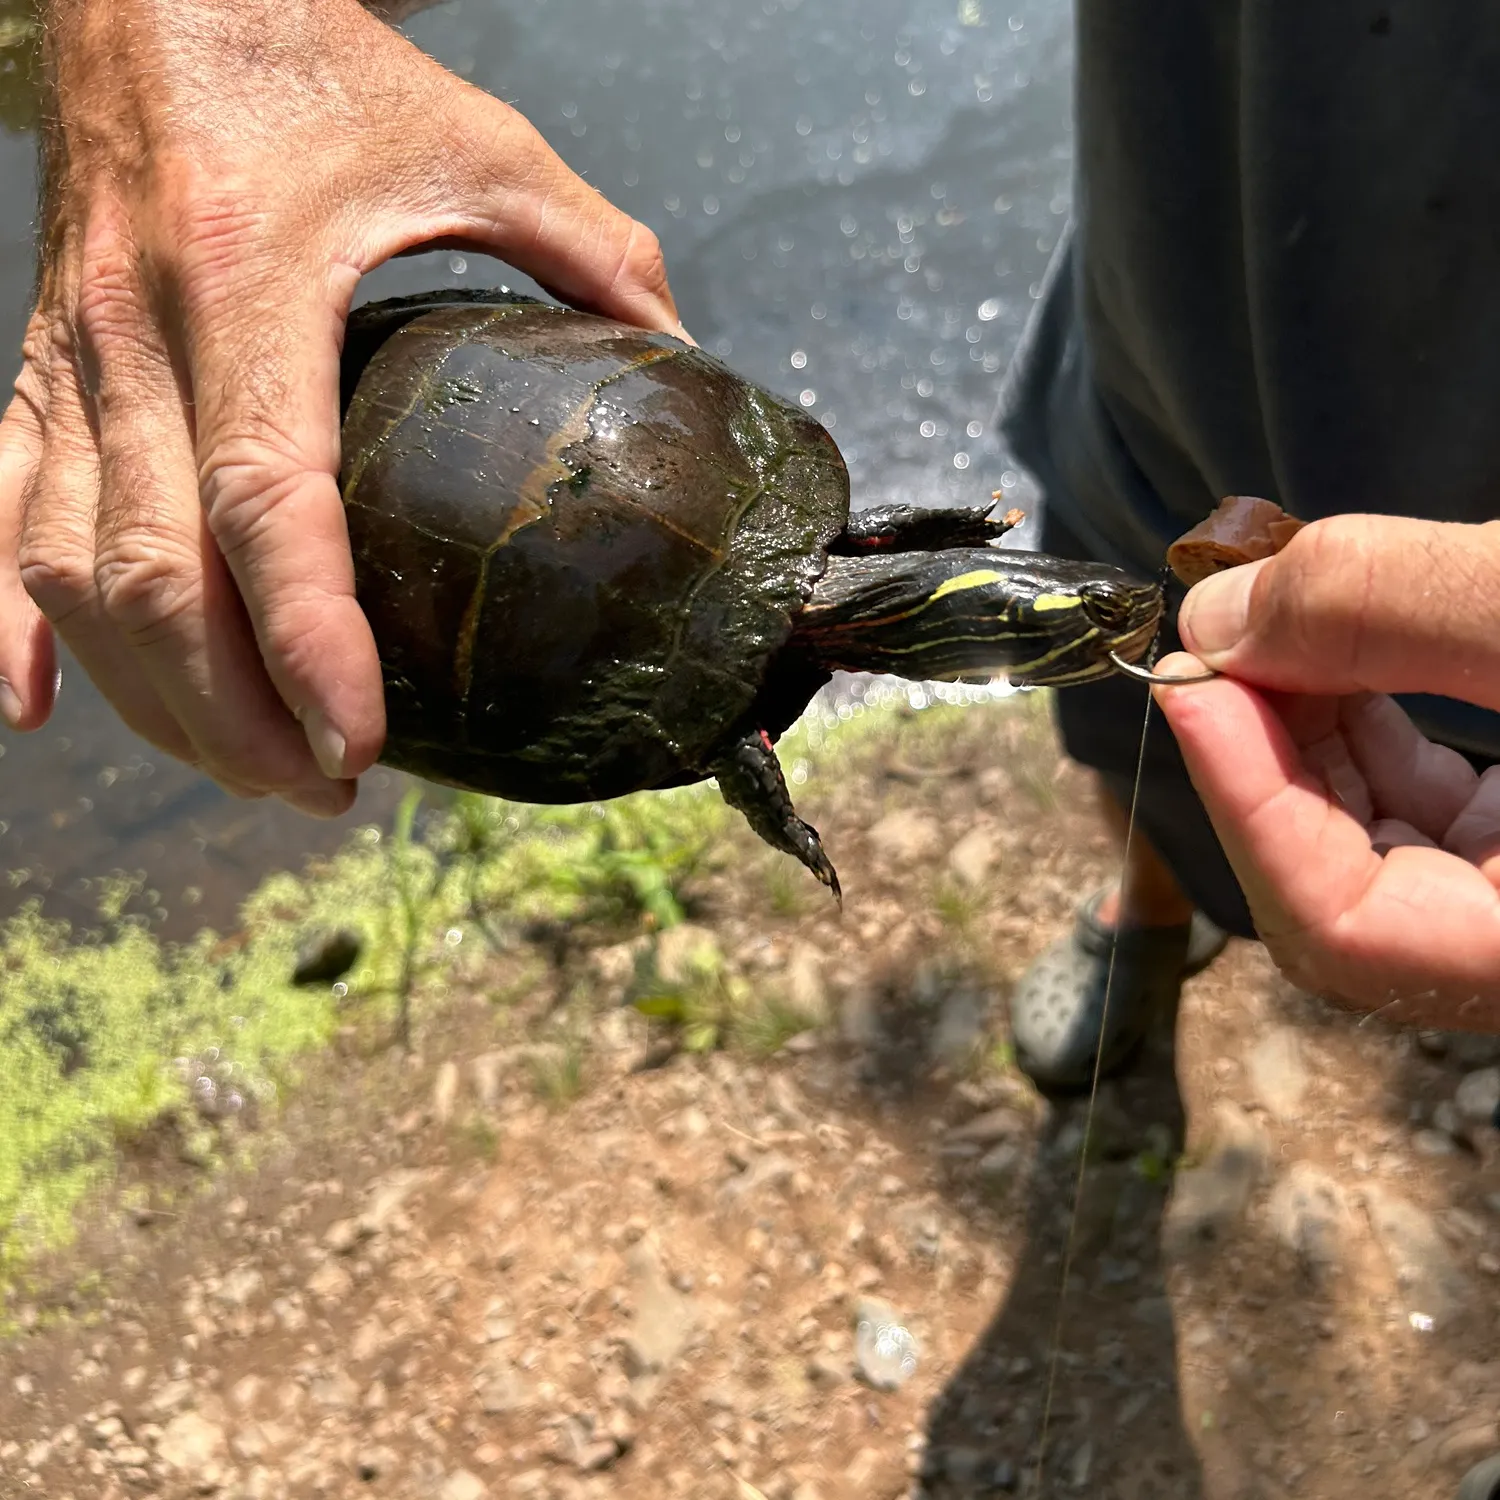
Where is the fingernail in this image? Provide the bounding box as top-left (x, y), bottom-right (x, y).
top-left (0, 678), bottom-right (20, 728)
top-left (1179, 561), bottom-right (1260, 658)
top-left (673, 321), bottom-right (699, 347)
top-left (285, 783), bottom-right (354, 820)
top-left (299, 708), bottom-right (347, 780)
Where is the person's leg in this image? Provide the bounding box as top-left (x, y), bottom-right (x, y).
top-left (1006, 504), bottom-right (1254, 1090)
top-left (1094, 776), bottom-right (1197, 931)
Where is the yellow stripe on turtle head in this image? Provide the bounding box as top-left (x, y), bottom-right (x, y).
top-left (1031, 592), bottom-right (1084, 612)
top-left (930, 568), bottom-right (1006, 602)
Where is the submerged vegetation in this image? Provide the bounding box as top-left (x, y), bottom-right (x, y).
top-left (0, 686), bottom-right (1048, 1304)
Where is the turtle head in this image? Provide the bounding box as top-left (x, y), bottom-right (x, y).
top-left (1077, 576), bottom-right (1162, 669)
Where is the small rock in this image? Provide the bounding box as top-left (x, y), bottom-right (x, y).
top-left (323, 1218), bottom-right (365, 1255)
top-left (868, 809), bottom-right (942, 862)
top-left (356, 1446), bottom-right (401, 1481)
top-left (1456, 1068), bottom-right (1500, 1129)
top-left (439, 1470), bottom-right (488, 1500)
top-left (1247, 1027), bottom-right (1309, 1120)
top-left (310, 1369), bottom-right (360, 1410)
top-left (471, 1052), bottom-right (505, 1110)
top-left (432, 1061), bottom-right (461, 1124)
top-left (806, 1353), bottom-right (850, 1388)
top-left (475, 1357), bottom-right (530, 1415)
top-left (619, 1242), bottom-right (697, 1379)
top-left (156, 1410), bottom-right (226, 1475)
top-left (946, 1108), bottom-right (1024, 1146)
top-left (1164, 1103), bottom-right (1268, 1253)
top-left (940, 1447), bottom-right (987, 1485)
top-left (975, 1141), bottom-right (1022, 1183)
top-left (947, 827), bottom-right (999, 889)
top-left (216, 1266), bottom-right (264, 1309)
top-left (852, 1298), bottom-right (920, 1391)
top-left (1439, 1421), bottom-right (1500, 1464)
top-left (928, 975), bottom-right (991, 1070)
top-left (1265, 1162), bottom-right (1353, 1278)
top-left (306, 1261), bottom-right (353, 1302)
top-left (1364, 1186), bottom-right (1471, 1328)
top-left (723, 1152), bottom-right (795, 1202)
top-left (1413, 1128), bottom-right (1457, 1157)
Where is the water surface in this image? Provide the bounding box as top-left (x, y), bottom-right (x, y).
top-left (0, 0), bottom-right (1073, 937)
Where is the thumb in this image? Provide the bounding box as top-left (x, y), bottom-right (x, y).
top-left (1176, 514), bottom-right (1500, 712)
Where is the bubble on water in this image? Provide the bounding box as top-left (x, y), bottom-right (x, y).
top-left (840, 214), bottom-right (858, 236)
top-left (790, 350), bottom-right (808, 370)
top-left (725, 124), bottom-right (741, 143)
top-left (919, 420), bottom-right (937, 438)
top-left (978, 297), bottom-right (1002, 321)
top-left (954, 453), bottom-right (970, 470)
top-left (799, 389), bottom-right (817, 407)
top-left (623, 167), bottom-right (639, 187)
top-left (561, 101), bottom-right (578, 119)
top-left (703, 196), bottom-right (720, 216)
top-left (448, 255), bottom-right (468, 276)
top-left (810, 303), bottom-right (827, 321)
top-left (332, 982), bottom-right (348, 999)
top-left (968, 420), bottom-right (984, 438)
top-left (445, 928), bottom-right (464, 947)
top-left (796, 116), bottom-right (813, 136)
top-left (908, 78), bottom-right (927, 97)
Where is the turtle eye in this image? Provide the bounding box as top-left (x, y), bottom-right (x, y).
top-left (1078, 581), bottom-right (1134, 634)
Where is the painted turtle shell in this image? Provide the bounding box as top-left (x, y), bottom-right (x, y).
top-left (339, 290), bottom-right (843, 803)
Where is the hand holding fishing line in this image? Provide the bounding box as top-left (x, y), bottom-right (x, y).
top-left (1153, 512), bottom-right (1500, 1021)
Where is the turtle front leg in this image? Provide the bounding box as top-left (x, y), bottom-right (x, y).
top-left (711, 729), bottom-right (841, 904)
top-left (831, 499), bottom-right (1024, 555)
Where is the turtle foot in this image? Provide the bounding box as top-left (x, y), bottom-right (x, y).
top-left (711, 729), bottom-right (842, 905)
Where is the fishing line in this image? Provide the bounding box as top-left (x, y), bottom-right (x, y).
top-left (1031, 631), bottom-right (1161, 1493)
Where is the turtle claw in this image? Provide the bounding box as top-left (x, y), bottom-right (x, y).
top-left (712, 729), bottom-right (842, 905)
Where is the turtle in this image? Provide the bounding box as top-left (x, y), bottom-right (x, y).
top-left (337, 289), bottom-right (1165, 900)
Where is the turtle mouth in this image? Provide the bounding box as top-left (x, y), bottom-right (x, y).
top-left (1078, 582), bottom-right (1163, 668)
top-left (1102, 614), bottom-right (1160, 667)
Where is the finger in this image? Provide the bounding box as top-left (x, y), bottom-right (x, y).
top-left (1443, 765), bottom-right (1500, 885)
top-left (18, 314), bottom-right (199, 765)
top-left (0, 378), bottom-right (59, 730)
top-left (1154, 655), bottom-right (1500, 1016)
top-left (80, 230), bottom-right (356, 817)
top-left (1272, 693), bottom-right (1374, 826)
top-left (1338, 692), bottom-right (1478, 839)
top-left (172, 234), bottom-right (384, 786)
top-left (357, 61), bottom-right (686, 337)
top-left (1368, 818), bottom-right (1438, 856)
top-left (1176, 514), bottom-right (1500, 713)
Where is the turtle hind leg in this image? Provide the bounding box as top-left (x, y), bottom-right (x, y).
top-left (831, 499), bottom-right (1024, 555)
top-left (711, 729), bottom-right (841, 905)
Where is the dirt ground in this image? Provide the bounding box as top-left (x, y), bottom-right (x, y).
top-left (3, 702), bottom-right (1500, 1500)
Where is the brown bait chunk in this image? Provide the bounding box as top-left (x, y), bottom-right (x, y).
top-left (1167, 495), bottom-right (1306, 588)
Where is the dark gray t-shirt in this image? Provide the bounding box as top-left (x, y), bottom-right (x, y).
top-left (1001, 1), bottom-right (1500, 758)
